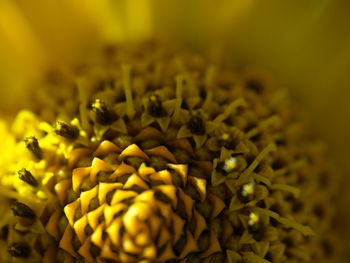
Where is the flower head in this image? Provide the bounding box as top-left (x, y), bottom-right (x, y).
top-left (0, 43), bottom-right (340, 262)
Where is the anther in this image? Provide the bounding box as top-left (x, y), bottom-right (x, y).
top-left (248, 212), bottom-right (265, 241)
top-left (24, 136), bottom-right (42, 159)
top-left (188, 113), bottom-right (206, 135)
top-left (223, 157), bottom-right (237, 173)
top-left (238, 183), bottom-right (255, 203)
top-left (216, 156), bottom-right (238, 175)
top-left (8, 242), bottom-right (31, 258)
top-left (218, 133), bottom-right (235, 149)
top-left (247, 212), bottom-right (261, 234)
top-left (90, 99), bottom-right (113, 125)
top-left (147, 94), bottom-right (166, 117)
top-left (54, 121), bottom-right (79, 140)
top-left (11, 201), bottom-right (36, 219)
top-left (18, 169), bottom-right (38, 187)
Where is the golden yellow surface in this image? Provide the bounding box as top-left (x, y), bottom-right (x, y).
top-left (0, 0), bottom-right (348, 262)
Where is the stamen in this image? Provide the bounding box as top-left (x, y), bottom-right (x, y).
top-left (216, 156), bottom-right (238, 175)
top-left (188, 113), bottom-right (206, 135)
top-left (11, 201), bottom-right (35, 218)
top-left (239, 143), bottom-right (277, 180)
top-left (8, 242), bottom-right (31, 258)
top-left (214, 98), bottom-right (246, 123)
top-left (223, 157), bottom-right (237, 173)
top-left (218, 133), bottom-right (235, 149)
top-left (77, 78), bottom-right (90, 131)
top-left (246, 115), bottom-right (281, 139)
top-left (91, 99), bottom-right (112, 125)
top-left (17, 169), bottom-right (38, 187)
top-left (238, 183), bottom-right (255, 203)
top-left (173, 75), bottom-right (184, 122)
top-left (122, 64), bottom-right (136, 118)
top-left (24, 136), bottom-right (42, 159)
top-left (248, 212), bottom-right (260, 233)
top-left (147, 94), bottom-right (166, 117)
top-left (54, 121), bottom-right (79, 140)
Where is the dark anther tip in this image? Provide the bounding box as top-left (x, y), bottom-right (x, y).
top-left (11, 201), bottom-right (36, 219)
top-left (8, 242), bottom-right (31, 258)
top-left (24, 136), bottom-right (43, 159)
top-left (188, 113), bottom-right (206, 135)
top-left (18, 169), bottom-right (38, 187)
top-left (218, 133), bottom-right (235, 149)
top-left (54, 121), bottom-right (79, 140)
top-left (147, 94), bottom-right (166, 118)
top-left (90, 99), bottom-right (113, 125)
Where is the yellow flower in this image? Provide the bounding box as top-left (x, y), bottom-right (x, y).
top-left (0, 0), bottom-right (348, 262)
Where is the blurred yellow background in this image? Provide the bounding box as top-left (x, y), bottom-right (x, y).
top-left (0, 0), bottom-right (349, 260)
